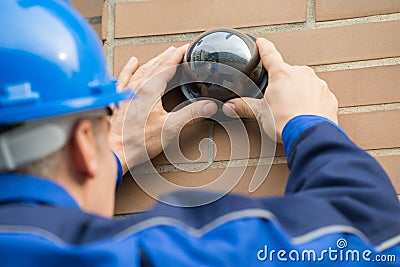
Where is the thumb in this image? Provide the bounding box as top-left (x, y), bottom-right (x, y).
top-left (163, 100), bottom-right (218, 138)
top-left (222, 97), bottom-right (262, 119)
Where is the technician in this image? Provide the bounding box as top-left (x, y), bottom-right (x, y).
top-left (0, 1), bottom-right (399, 266)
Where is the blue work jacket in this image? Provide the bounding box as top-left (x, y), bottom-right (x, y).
top-left (0, 116), bottom-right (399, 266)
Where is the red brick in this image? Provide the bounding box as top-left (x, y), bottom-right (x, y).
top-left (115, 173), bottom-right (156, 214)
top-left (102, 4), bottom-right (109, 40)
top-left (375, 155), bottom-right (400, 194)
top-left (152, 122), bottom-right (210, 166)
top-left (318, 65), bottom-right (400, 107)
top-left (260, 20), bottom-right (400, 66)
top-left (114, 42), bottom-right (186, 76)
top-left (316, 0), bottom-right (400, 22)
top-left (114, 0), bottom-right (307, 38)
top-left (231, 164), bottom-right (289, 197)
top-left (71, 0), bottom-right (103, 18)
top-left (90, 23), bottom-right (102, 40)
top-left (213, 121), bottom-right (285, 162)
top-left (115, 168), bottom-right (226, 214)
top-left (339, 110), bottom-right (400, 150)
top-left (162, 168), bottom-right (225, 188)
top-left (115, 164), bottom-right (289, 214)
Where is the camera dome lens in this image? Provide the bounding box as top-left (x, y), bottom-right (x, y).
top-left (181, 29), bottom-right (268, 103)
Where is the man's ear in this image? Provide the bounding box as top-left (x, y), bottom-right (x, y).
top-left (69, 119), bottom-right (98, 180)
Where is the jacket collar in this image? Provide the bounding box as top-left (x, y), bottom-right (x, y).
top-left (0, 173), bottom-right (80, 210)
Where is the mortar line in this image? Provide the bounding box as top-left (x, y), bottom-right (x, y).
top-left (208, 123), bottom-right (215, 164)
top-left (113, 33), bottom-right (199, 46)
top-left (104, 0), bottom-right (116, 75)
top-left (238, 22), bottom-right (307, 36)
top-left (314, 12), bottom-right (400, 29)
top-left (339, 103), bottom-right (400, 115)
top-left (112, 22), bottom-right (308, 46)
top-left (240, 13), bottom-right (400, 34)
top-left (367, 148), bottom-right (400, 157)
top-left (306, 0), bottom-right (316, 29)
top-left (130, 156), bottom-right (287, 175)
top-left (313, 57), bottom-right (400, 73)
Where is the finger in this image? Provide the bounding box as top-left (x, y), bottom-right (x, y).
top-left (163, 100), bottom-right (218, 135)
top-left (223, 97), bottom-right (262, 119)
top-left (116, 57), bottom-right (139, 91)
top-left (137, 44), bottom-right (188, 75)
top-left (148, 44), bottom-right (188, 67)
top-left (162, 44), bottom-right (189, 65)
top-left (129, 45), bottom-right (189, 92)
top-left (149, 44), bottom-right (190, 90)
top-left (141, 46), bottom-right (178, 68)
top-left (256, 38), bottom-right (289, 76)
top-left (129, 46), bottom-right (178, 89)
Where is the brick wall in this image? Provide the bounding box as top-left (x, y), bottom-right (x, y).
top-left (100, 0), bottom-right (400, 215)
top-left (70, 0), bottom-right (103, 38)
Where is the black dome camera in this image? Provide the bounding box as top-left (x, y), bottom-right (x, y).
top-left (180, 29), bottom-right (268, 110)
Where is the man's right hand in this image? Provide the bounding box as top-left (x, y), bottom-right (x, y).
top-left (222, 38), bottom-right (338, 141)
top-left (110, 45), bottom-right (217, 173)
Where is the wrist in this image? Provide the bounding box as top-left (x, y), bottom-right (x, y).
top-left (282, 115), bottom-right (344, 156)
top-left (114, 149), bottom-right (128, 175)
top-left (109, 132), bottom-right (128, 174)
top-left (113, 152), bottom-right (124, 190)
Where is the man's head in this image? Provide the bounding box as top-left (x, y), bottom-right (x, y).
top-left (0, 1), bottom-right (133, 217)
top-left (3, 109), bottom-right (118, 217)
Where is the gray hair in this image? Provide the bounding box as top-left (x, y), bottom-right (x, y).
top-left (16, 147), bottom-right (66, 179)
top-left (1, 110), bottom-right (107, 178)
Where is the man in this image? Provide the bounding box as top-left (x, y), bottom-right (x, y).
top-left (0, 1), bottom-right (399, 266)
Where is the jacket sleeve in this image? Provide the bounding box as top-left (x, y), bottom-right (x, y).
top-left (283, 116), bottom-right (400, 245)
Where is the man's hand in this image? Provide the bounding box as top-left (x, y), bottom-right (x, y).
top-left (110, 45), bottom-right (218, 173)
top-left (222, 38), bottom-right (338, 140)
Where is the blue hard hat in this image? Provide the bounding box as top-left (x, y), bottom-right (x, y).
top-left (0, 0), bottom-right (134, 125)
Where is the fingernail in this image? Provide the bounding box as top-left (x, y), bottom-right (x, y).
top-left (129, 57), bottom-right (137, 64)
top-left (226, 103), bottom-right (235, 110)
top-left (223, 103), bottom-right (237, 117)
top-left (203, 102), bottom-right (217, 115)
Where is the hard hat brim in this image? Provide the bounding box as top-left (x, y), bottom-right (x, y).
top-left (0, 89), bottom-right (135, 125)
